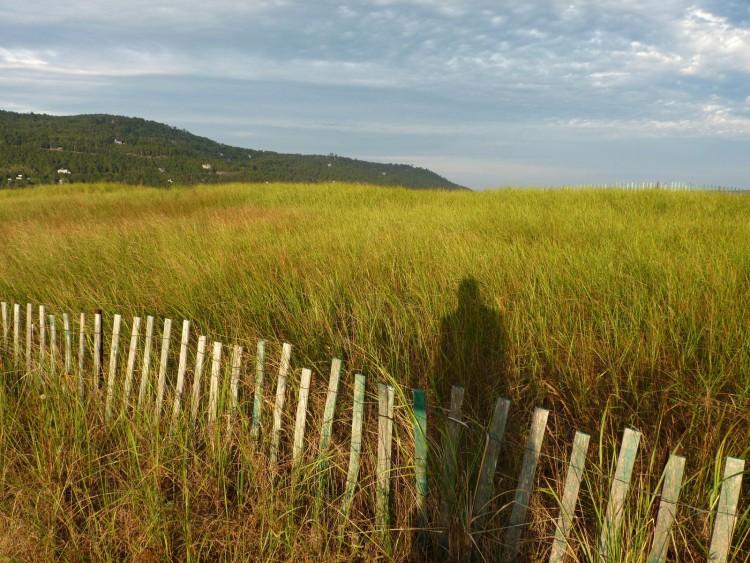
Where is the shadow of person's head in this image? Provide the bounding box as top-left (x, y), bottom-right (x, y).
top-left (436, 276), bottom-right (508, 417)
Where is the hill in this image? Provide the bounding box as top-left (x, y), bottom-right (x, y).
top-left (0, 110), bottom-right (464, 189)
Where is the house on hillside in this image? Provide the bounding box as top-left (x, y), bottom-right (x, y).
top-left (202, 163), bottom-right (212, 170)
top-left (57, 168), bottom-right (72, 175)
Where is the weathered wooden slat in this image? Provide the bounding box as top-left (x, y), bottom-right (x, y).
top-left (377, 383), bottom-right (396, 535)
top-left (93, 310), bottom-right (102, 388)
top-left (439, 385), bottom-right (465, 551)
top-left (250, 339), bottom-right (266, 443)
top-left (647, 454), bottom-right (686, 563)
top-left (48, 315), bottom-right (57, 377)
top-left (13, 304), bottom-right (20, 369)
top-left (317, 357), bottom-right (342, 461)
top-left (708, 457), bottom-right (745, 563)
top-left (25, 303), bottom-right (32, 374)
top-left (472, 397), bottom-right (511, 526)
top-left (549, 431), bottom-right (591, 563)
top-left (599, 427), bottom-right (642, 562)
top-left (225, 344), bottom-right (243, 436)
top-left (38, 305), bottom-right (46, 366)
top-left (137, 315), bottom-right (155, 410)
top-left (342, 373), bottom-right (366, 519)
top-left (78, 312), bottom-right (85, 399)
top-left (292, 367), bottom-right (313, 465)
top-left (104, 314), bottom-right (122, 422)
top-left (270, 342), bottom-right (292, 468)
top-left (153, 318), bottom-right (172, 420)
top-left (314, 358), bottom-right (343, 514)
top-left (170, 320), bottom-right (191, 427)
top-left (503, 407), bottom-right (550, 562)
top-left (190, 335), bottom-right (207, 425)
top-left (1, 302), bottom-right (7, 347)
top-left (62, 313), bottom-right (72, 377)
top-left (414, 388), bottom-right (429, 538)
top-left (121, 317), bottom-right (141, 411)
top-left (207, 341), bottom-right (223, 437)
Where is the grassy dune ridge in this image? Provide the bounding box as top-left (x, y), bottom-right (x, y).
top-left (0, 182), bottom-right (748, 559)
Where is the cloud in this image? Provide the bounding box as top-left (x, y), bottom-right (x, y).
top-left (680, 8), bottom-right (750, 76)
top-left (0, 0), bottom-right (749, 187)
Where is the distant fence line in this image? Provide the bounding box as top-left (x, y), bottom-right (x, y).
top-left (561, 182), bottom-right (746, 193)
top-left (0, 300), bottom-right (747, 561)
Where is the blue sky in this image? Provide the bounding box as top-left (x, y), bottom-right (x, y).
top-left (1, 1), bottom-right (749, 189)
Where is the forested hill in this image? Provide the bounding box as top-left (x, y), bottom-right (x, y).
top-left (0, 111), bottom-right (464, 189)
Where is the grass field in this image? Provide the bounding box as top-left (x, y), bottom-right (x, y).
top-left (0, 182), bottom-right (748, 560)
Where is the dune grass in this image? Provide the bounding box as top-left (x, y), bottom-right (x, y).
top-left (0, 182), bottom-right (748, 560)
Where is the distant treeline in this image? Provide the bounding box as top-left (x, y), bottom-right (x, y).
top-left (0, 111), bottom-right (464, 190)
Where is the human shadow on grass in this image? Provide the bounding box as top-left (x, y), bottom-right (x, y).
top-left (435, 276), bottom-right (508, 415)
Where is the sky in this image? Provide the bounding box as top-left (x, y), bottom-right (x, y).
top-left (1, 1), bottom-right (749, 189)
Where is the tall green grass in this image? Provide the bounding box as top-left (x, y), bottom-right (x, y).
top-left (0, 182), bottom-right (748, 560)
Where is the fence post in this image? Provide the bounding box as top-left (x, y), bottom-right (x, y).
top-left (439, 385), bottom-right (465, 552)
top-left (170, 320), bottom-right (191, 428)
top-left (137, 316), bottom-right (155, 411)
top-left (104, 314), bottom-right (122, 423)
top-left (63, 313), bottom-right (72, 378)
top-left (342, 373), bottom-right (366, 520)
top-left (292, 367), bottom-right (313, 465)
top-left (13, 304), bottom-right (20, 370)
top-left (471, 397), bottom-right (511, 528)
top-left (226, 344), bottom-right (243, 437)
top-left (207, 341), bottom-right (223, 437)
top-left (376, 383), bottom-right (395, 535)
top-left (549, 431), bottom-right (591, 563)
top-left (93, 309), bottom-right (102, 389)
top-left (708, 457), bottom-right (745, 563)
top-left (1, 302), bottom-right (7, 347)
top-left (48, 314), bottom-right (57, 378)
top-left (599, 427), bottom-right (641, 562)
top-left (153, 318), bottom-right (172, 420)
top-left (26, 303), bottom-right (32, 374)
top-left (121, 317), bottom-right (141, 412)
top-left (647, 454), bottom-right (686, 563)
top-left (503, 407), bottom-right (549, 562)
top-left (78, 313), bottom-right (85, 399)
top-left (250, 339), bottom-right (266, 443)
top-left (314, 357), bottom-right (342, 514)
top-left (414, 388), bottom-right (429, 547)
top-left (316, 357), bottom-right (342, 463)
top-left (39, 305), bottom-right (46, 367)
top-left (190, 335), bottom-right (207, 425)
top-left (270, 342), bottom-right (292, 469)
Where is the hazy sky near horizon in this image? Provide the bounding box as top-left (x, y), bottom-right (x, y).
top-left (1, 1), bottom-right (749, 189)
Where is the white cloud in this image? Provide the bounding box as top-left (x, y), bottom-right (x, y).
top-left (0, 48), bottom-right (50, 69)
top-left (680, 8), bottom-right (750, 76)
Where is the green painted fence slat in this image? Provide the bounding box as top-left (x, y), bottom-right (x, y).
top-left (414, 388), bottom-right (428, 541)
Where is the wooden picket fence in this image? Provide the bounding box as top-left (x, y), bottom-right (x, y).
top-left (0, 300), bottom-right (747, 561)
